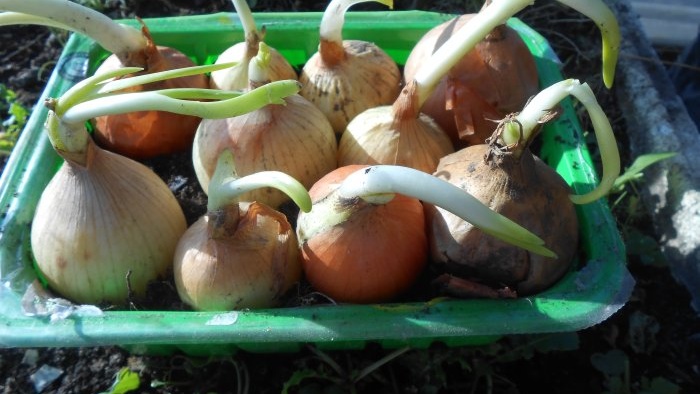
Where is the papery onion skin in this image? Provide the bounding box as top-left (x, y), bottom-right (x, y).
top-left (299, 39), bottom-right (401, 134)
top-left (93, 27), bottom-right (209, 159)
top-left (31, 139), bottom-right (187, 305)
top-left (425, 144), bottom-right (578, 296)
top-left (337, 82), bottom-right (455, 174)
top-left (403, 14), bottom-right (539, 148)
top-left (193, 94), bottom-right (337, 208)
top-left (297, 165), bottom-right (427, 304)
top-left (174, 202), bottom-right (300, 311)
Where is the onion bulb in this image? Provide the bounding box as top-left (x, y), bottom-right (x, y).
top-left (426, 79), bottom-right (619, 297)
top-left (209, 0), bottom-right (297, 91)
top-left (174, 150), bottom-right (312, 311)
top-left (297, 164), bottom-right (554, 304)
top-left (298, 0), bottom-right (400, 135)
top-left (194, 43), bottom-right (337, 208)
top-left (402, 0), bottom-right (620, 148)
top-left (0, 0), bottom-right (210, 159)
top-left (30, 64), bottom-right (300, 306)
top-left (403, 9), bottom-right (538, 147)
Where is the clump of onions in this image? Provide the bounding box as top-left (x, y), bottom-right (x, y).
top-left (209, 0), bottom-right (297, 91)
top-left (194, 42), bottom-right (337, 208)
top-left (30, 65), bottom-right (300, 306)
top-left (402, 0), bottom-right (620, 148)
top-left (337, 0), bottom-right (620, 173)
top-left (0, 0), bottom-right (209, 159)
top-left (426, 79), bottom-right (619, 297)
top-left (297, 164), bottom-right (553, 304)
top-left (174, 150), bottom-right (312, 311)
top-left (298, 0), bottom-right (400, 135)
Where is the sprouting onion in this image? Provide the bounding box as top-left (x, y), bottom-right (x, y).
top-left (174, 150), bottom-right (311, 311)
top-left (194, 42), bottom-right (337, 208)
top-left (298, 0), bottom-right (401, 135)
top-left (402, 0), bottom-right (620, 147)
top-left (0, 0), bottom-right (212, 159)
top-left (31, 64), bottom-right (300, 305)
top-left (209, 0), bottom-right (297, 90)
top-left (297, 164), bottom-right (553, 303)
top-left (427, 79), bottom-right (618, 297)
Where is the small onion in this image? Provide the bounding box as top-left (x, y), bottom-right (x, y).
top-left (298, 0), bottom-right (400, 134)
top-left (174, 151), bottom-right (312, 311)
top-left (194, 43), bottom-right (337, 208)
top-left (337, 81), bottom-right (454, 173)
top-left (209, 0), bottom-right (297, 91)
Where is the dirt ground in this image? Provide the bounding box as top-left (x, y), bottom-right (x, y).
top-left (1, 1), bottom-right (700, 393)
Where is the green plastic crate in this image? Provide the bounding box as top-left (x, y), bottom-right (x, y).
top-left (0, 11), bottom-right (633, 355)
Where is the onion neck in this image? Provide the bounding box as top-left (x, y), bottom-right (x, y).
top-left (0, 0), bottom-right (145, 60)
top-left (207, 205), bottom-right (242, 240)
top-left (318, 0), bottom-right (393, 65)
top-left (232, 0), bottom-right (262, 59)
top-left (501, 79), bottom-right (619, 204)
top-left (207, 150), bottom-right (312, 213)
top-left (391, 81), bottom-right (421, 122)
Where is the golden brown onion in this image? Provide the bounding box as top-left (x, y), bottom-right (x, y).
top-left (31, 139), bottom-right (187, 305)
top-left (93, 24), bottom-right (209, 159)
top-left (298, 0), bottom-right (400, 134)
top-left (174, 202), bottom-right (300, 311)
top-left (297, 165), bottom-right (428, 304)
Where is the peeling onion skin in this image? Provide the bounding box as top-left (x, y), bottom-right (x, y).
top-left (174, 202), bottom-right (301, 311)
top-left (425, 144), bottom-right (578, 296)
top-left (31, 139), bottom-right (187, 306)
top-left (193, 94), bottom-right (338, 208)
top-left (297, 165), bottom-right (428, 304)
top-left (93, 27), bottom-right (209, 160)
top-left (299, 39), bottom-right (401, 135)
top-left (403, 15), bottom-right (539, 148)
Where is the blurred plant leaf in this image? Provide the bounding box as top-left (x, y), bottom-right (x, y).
top-left (99, 367), bottom-right (140, 394)
top-left (612, 152), bottom-right (677, 193)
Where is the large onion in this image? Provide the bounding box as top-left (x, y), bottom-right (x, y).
top-left (427, 79), bottom-right (619, 297)
top-left (32, 138), bottom-right (187, 305)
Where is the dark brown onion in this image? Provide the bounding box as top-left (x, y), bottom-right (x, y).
top-left (425, 140), bottom-right (578, 296)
